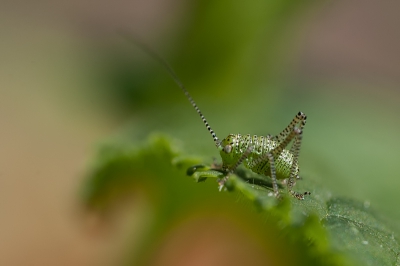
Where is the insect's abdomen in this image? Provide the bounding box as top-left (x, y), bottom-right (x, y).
top-left (234, 134), bottom-right (298, 180)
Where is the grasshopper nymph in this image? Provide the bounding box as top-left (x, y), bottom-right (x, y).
top-left (134, 39), bottom-right (310, 200)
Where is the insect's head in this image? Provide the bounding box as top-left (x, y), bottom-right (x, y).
top-left (218, 134), bottom-right (237, 168)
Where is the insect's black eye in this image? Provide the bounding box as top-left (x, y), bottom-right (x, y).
top-left (224, 145), bottom-right (232, 153)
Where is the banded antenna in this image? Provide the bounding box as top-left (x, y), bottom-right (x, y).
top-left (123, 34), bottom-right (221, 147)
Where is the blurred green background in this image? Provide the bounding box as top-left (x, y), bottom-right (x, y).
top-left (1, 0), bottom-right (400, 265)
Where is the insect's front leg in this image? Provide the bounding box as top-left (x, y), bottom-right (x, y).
top-left (218, 145), bottom-right (254, 191)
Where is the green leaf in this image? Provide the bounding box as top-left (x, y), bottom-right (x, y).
top-left (82, 134), bottom-right (400, 266)
top-left (189, 161), bottom-right (400, 266)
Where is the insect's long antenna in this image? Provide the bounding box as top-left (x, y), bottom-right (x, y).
top-left (124, 35), bottom-right (221, 147)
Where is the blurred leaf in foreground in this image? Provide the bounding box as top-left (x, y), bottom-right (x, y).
top-left (82, 134), bottom-right (400, 266)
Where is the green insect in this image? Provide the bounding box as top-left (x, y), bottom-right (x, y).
top-left (135, 40), bottom-right (310, 200)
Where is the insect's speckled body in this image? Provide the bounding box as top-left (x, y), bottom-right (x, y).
top-left (220, 134), bottom-right (298, 180)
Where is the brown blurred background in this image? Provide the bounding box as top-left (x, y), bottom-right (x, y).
top-left (1, 0), bottom-right (400, 265)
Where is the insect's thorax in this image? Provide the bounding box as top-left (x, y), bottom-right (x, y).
top-left (219, 134), bottom-right (298, 179)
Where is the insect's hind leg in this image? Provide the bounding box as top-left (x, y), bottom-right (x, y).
top-left (287, 128), bottom-right (311, 200)
top-left (275, 112), bottom-right (307, 144)
top-left (269, 112), bottom-right (306, 162)
top-left (271, 112), bottom-right (309, 199)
